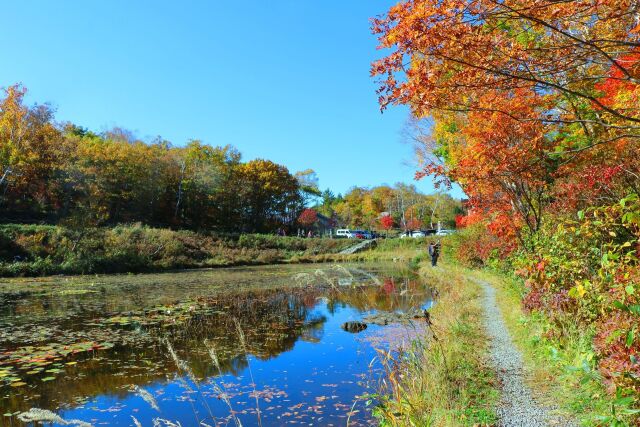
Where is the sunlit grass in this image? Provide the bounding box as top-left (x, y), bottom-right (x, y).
top-left (371, 261), bottom-right (499, 426)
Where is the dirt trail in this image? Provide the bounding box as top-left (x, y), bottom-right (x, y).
top-left (474, 278), bottom-right (576, 427)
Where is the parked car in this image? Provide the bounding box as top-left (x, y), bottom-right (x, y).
top-left (351, 230), bottom-right (366, 239)
top-left (400, 230), bottom-right (425, 238)
top-left (335, 229), bottom-right (351, 238)
top-left (436, 229), bottom-right (455, 236)
top-left (361, 231), bottom-right (374, 239)
top-left (335, 229), bottom-right (377, 239)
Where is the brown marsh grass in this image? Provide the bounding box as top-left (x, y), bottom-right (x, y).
top-left (370, 262), bottom-right (499, 427)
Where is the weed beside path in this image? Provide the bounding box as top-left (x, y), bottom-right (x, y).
top-left (372, 261), bottom-right (499, 426)
top-left (372, 258), bottom-right (614, 426)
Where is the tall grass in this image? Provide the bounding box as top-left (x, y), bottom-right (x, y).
top-left (204, 339), bottom-right (242, 427)
top-left (158, 321), bottom-right (268, 427)
top-left (233, 318), bottom-right (262, 427)
top-left (371, 262), bottom-right (498, 426)
top-left (0, 223), bottom-right (355, 276)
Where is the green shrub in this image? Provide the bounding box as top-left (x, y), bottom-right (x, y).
top-left (0, 224), bottom-right (356, 277)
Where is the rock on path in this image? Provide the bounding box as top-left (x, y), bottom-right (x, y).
top-left (474, 279), bottom-right (575, 427)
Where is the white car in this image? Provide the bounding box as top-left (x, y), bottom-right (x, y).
top-left (335, 229), bottom-right (351, 238)
top-left (436, 229), bottom-right (455, 236)
top-left (400, 230), bottom-right (426, 238)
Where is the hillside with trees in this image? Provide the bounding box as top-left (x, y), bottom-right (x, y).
top-left (0, 85), bottom-right (328, 234)
top-left (316, 184), bottom-right (462, 231)
top-left (0, 83), bottom-right (463, 276)
top-left (0, 84), bottom-right (461, 236)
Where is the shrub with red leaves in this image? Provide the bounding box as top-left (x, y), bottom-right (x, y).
top-left (380, 215), bottom-right (394, 231)
top-left (297, 209), bottom-right (318, 227)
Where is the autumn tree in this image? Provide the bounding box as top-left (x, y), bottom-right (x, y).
top-left (334, 187), bottom-right (367, 227)
top-left (0, 85), bottom-right (29, 191)
top-left (372, 1), bottom-right (640, 135)
top-left (379, 215), bottom-right (394, 236)
top-left (0, 84), bottom-right (64, 218)
top-left (236, 159), bottom-right (302, 233)
top-left (298, 208), bottom-right (318, 228)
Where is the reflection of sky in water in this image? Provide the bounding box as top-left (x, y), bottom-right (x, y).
top-left (59, 302), bottom-right (387, 426)
top-left (0, 263), bottom-right (433, 426)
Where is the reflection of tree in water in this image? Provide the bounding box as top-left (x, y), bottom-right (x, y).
top-left (0, 286), bottom-right (328, 416)
top-left (293, 265), bottom-right (429, 316)
top-left (0, 264), bottom-right (432, 420)
top-left (327, 276), bottom-right (433, 314)
top-left (166, 287), bottom-right (327, 378)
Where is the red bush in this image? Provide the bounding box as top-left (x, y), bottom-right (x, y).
top-left (298, 209), bottom-right (318, 227)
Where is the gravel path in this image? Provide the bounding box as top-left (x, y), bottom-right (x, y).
top-left (474, 278), bottom-right (575, 427)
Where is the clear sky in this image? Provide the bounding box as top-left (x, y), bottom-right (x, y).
top-left (0, 0), bottom-right (463, 198)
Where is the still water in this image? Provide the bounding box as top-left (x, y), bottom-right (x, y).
top-left (0, 263), bottom-right (434, 426)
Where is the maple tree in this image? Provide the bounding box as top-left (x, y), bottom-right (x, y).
top-left (372, 1), bottom-right (640, 404)
top-left (372, 0), bottom-right (640, 134)
top-left (418, 90), bottom-right (555, 247)
top-left (379, 215), bottom-right (394, 231)
top-left (373, 0), bottom-right (640, 242)
top-left (297, 208), bottom-right (318, 228)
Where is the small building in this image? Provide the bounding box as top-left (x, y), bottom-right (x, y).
top-left (315, 213), bottom-right (335, 236)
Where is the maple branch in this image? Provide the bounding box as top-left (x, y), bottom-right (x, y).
top-left (430, 51), bottom-right (640, 124)
top-left (556, 133), bottom-right (639, 157)
top-left (489, 0), bottom-right (639, 83)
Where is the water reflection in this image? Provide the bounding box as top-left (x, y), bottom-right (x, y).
top-left (0, 263), bottom-right (432, 426)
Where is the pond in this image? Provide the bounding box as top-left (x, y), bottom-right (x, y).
top-left (0, 263), bottom-right (435, 426)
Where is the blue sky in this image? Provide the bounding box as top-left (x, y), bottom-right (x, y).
top-left (0, 1), bottom-right (463, 198)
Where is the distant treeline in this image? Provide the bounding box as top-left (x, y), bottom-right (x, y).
top-left (0, 84), bottom-right (462, 235)
top-left (315, 185), bottom-right (462, 230)
top-left (0, 85), bottom-right (310, 233)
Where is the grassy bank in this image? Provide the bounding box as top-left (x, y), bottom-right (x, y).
top-left (372, 260), bottom-right (499, 426)
top-left (368, 251), bottom-right (621, 426)
top-left (0, 224), bottom-right (356, 277)
top-left (470, 269), bottom-right (634, 426)
top-left (337, 237), bottom-right (440, 263)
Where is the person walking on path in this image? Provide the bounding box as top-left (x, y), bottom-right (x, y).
top-left (428, 241), bottom-right (440, 267)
